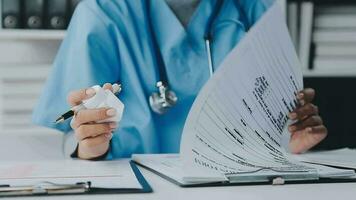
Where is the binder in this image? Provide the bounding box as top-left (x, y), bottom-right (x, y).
top-left (46, 0), bottom-right (68, 29)
top-left (0, 161), bottom-right (152, 197)
top-left (23, 0), bottom-right (45, 29)
top-left (1, 0), bottom-right (22, 29)
top-left (133, 155), bottom-right (356, 188)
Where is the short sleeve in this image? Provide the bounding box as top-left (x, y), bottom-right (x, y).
top-left (32, 0), bottom-right (121, 133)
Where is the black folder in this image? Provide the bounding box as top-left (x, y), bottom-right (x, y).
top-left (23, 0), bottom-right (45, 29)
top-left (2, 0), bottom-right (22, 29)
top-left (46, 0), bottom-right (68, 29)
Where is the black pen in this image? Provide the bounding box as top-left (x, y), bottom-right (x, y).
top-left (54, 84), bottom-right (122, 124)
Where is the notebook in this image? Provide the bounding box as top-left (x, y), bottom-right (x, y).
top-left (133, 3), bottom-right (356, 187)
top-left (0, 160), bottom-right (151, 197)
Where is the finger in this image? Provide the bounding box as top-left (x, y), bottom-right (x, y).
top-left (289, 103), bottom-right (318, 120)
top-left (75, 123), bottom-right (117, 141)
top-left (297, 88), bottom-right (315, 105)
top-left (80, 133), bottom-right (113, 149)
top-left (103, 83), bottom-right (113, 92)
top-left (71, 108), bottom-right (117, 128)
top-left (288, 115), bottom-right (323, 132)
top-left (67, 88), bottom-right (96, 106)
top-left (289, 125), bottom-right (327, 154)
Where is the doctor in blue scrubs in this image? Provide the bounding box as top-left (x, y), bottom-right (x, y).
top-left (32, 0), bottom-right (327, 160)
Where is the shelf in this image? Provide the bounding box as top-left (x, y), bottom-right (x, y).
top-left (0, 29), bottom-right (66, 40)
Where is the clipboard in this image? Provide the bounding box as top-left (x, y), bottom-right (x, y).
top-left (0, 161), bottom-right (152, 197)
top-left (133, 160), bottom-right (356, 188)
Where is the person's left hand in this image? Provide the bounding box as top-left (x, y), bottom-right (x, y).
top-left (288, 88), bottom-right (327, 154)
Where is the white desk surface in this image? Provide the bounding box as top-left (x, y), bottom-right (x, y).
top-left (9, 165), bottom-right (356, 200)
top-left (2, 133), bottom-right (356, 200)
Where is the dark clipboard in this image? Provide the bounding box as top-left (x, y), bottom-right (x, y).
top-left (134, 161), bottom-right (356, 188)
top-left (0, 161), bottom-right (152, 198)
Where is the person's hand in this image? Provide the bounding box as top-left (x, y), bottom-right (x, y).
top-left (288, 88), bottom-right (327, 154)
top-left (68, 83), bottom-right (117, 160)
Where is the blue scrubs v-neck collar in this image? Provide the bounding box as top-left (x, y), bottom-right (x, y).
top-left (149, 0), bottom-right (216, 54)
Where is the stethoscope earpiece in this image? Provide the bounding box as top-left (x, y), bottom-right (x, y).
top-left (149, 81), bottom-right (178, 115)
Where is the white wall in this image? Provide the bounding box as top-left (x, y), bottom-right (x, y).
top-left (0, 32), bottom-right (63, 135)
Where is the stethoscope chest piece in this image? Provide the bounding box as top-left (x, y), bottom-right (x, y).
top-left (149, 81), bottom-right (178, 114)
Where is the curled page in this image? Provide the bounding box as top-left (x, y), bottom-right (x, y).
top-left (180, 3), bottom-right (313, 176)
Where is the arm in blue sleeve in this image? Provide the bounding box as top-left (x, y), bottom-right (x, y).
top-left (32, 1), bottom-right (121, 133)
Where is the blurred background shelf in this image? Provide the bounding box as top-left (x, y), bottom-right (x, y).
top-left (0, 29), bottom-right (66, 40)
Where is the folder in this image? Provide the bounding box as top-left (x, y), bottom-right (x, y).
top-left (23, 0), bottom-right (45, 29)
top-left (0, 160), bottom-right (152, 197)
top-left (46, 0), bottom-right (68, 29)
top-left (133, 154), bottom-right (356, 187)
top-left (1, 0), bottom-right (22, 29)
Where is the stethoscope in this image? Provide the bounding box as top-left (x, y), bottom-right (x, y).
top-left (147, 0), bottom-right (246, 114)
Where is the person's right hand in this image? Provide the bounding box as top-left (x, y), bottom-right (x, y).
top-left (67, 83), bottom-right (118, 160)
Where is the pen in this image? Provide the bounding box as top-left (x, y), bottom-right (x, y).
top-left (54, 83), bottom-right (122, 124)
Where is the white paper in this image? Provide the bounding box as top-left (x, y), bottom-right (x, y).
top-left (180, 3), bottom-right (313, 176)
top-left (132, 154), bottom-right (226, 185)
top-left (0, 160), bottom-right (142, 189)
top-left (293, 148), bottom-right (356, 170)
top-left (133, 3), bottom-right (355, 184)
top-left (83, 85), bottom-right (124, 123)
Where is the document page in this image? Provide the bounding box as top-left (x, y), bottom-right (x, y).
top-left (132, 154), bottom-right (227, 185)
top-left (293, 148), bottom-right (356, 169)
top-left (180, 3), bottom-right (314, 176)
top-left (0, 160), bottom-right (142, 189)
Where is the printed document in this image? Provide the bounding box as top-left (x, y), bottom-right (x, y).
top-left (133, 3), bottom-right (355, 184)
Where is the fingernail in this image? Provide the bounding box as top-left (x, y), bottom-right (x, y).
top-left (109, 123), bottom-right (117, 129)
top-left (289, 126), bottom-right (296, 132)
top-left (289, 112), bottom-right (297, 119)
top-left (105, 133), bottom-right (113, 139)
top-left (297, 93), bottom-right (304, 100)
top-left (106, 108), bottom-right (117, 117)
top-left (86, 88), bottom-right (96, 96)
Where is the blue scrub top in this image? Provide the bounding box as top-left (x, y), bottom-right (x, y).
top-left (32, 0), bottom-right (274, 159)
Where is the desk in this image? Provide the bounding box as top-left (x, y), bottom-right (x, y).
top-left (2, 134), bottom-right (355, 200)
top-left (9, 165), bottom-right (356, 200)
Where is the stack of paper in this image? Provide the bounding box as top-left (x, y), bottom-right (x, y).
top-left (293, 148), bottom-right (356, 170)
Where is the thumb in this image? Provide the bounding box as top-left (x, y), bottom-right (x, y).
top-left (67, 88), bottom-right (96, 106)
